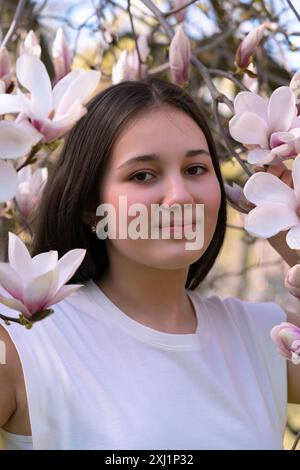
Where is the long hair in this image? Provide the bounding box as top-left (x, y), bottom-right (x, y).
top-left (31, 77), bottom-right (227, 290)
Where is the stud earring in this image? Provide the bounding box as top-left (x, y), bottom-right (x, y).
top-left (91, 221), bottom-right (97, 233)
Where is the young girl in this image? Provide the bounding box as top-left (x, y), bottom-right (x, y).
top-left (0, 77), bottom-right (299, 450)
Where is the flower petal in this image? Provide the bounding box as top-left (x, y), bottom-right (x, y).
top-left (286, 224), bottom-right (300, 249)
top-left (31, 251), bottom-right (58, 278)
top-left (243, 172), bottom-right (297, 207)
top-left (0, 161), bottom-right (18, 202)
top-left (233, 92), bottom-right (268, 121)
top-left (229, 112), bottom-right (269, 147)
top-left (245, 203), bottom-right (299, 238)
top-left (0, 262), bottom-right (24, 299)
top-left (45, 283), bottom-right (83, 308)
top-left (247, 148), bottom-right (274, 164)
top-left (268, 86), bottom-right (296, 133)
top-left (55, 249), bottom-right (86, 289)
top-left (0, 296), bottom-right (31, 318)
top-left (0, 121), bottom-right (38, 159)
top-left (0, 93), bottom-right (23, 115)
top-left (16, 53), bottom-right (53, 119)
top-left (8, 232), bottom-right (34, 286)
top-left (24, 270), bottom-right (56, 315)
top-left (55, 70), bottom-right (100, 117)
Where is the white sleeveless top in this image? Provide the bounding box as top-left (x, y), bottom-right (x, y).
top-left (0, 280), bottom-right (287, 450)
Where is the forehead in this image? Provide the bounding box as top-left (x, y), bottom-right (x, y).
top-left (110, 106), bottom-right (209, 160)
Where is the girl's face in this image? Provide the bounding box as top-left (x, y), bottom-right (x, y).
top-left (98, 105), bottom-right (222, 270)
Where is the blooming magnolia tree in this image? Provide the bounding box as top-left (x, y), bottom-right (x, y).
top-left (0, 0), bottom-right (300, 363)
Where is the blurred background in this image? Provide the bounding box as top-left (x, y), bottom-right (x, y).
top-left (0, 0), bottom-right (300, 450)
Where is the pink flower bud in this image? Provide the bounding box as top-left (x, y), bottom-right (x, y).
top-left (169, 25), bottom-right (190, 86)
top-left (271, 322), bottom-right (300, 364)
top-left (52, 28), bottom-right (72, 82)
top-left (235, 24), bottom-right (267, 69)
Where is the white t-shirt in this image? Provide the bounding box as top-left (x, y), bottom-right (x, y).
top-left (0, 280), bottom-right (287, 450)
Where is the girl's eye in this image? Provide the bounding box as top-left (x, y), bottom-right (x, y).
top-left (185, 165), bottom-right (206, 176)
top-left (130, 171), bottom-right (155, 183)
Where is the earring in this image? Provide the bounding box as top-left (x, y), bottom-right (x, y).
top-left (91, 221), bottom-right (97, 233)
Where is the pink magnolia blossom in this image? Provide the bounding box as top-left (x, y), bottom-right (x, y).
top-left (271, 322), bottom-right (300, 365)
top-left (242, 155), bottom-right (300, 248)
top-left (20, 30), bottom-right (41, 58)
top-left (0, 232), bottom-right (86, 322)
top-left (0, 46), bottom-right (13, 93)
top-left (52, 28), bottom-right (72, 82)
top-left (229, 86), bottom-right (300, 165)
top-left (235, 23), bottom-right (267, 69)
top-left (14, 166), bottom-right (48, 218)
top-left (169, 25), bottom-right (190, 86)
top-left (112, 34), bottom-right (149, 84)
top-left (0, 53), bottom-right (101, 144)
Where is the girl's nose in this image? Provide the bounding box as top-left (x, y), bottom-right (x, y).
top-left (160, 175), bottom-right (194, 208)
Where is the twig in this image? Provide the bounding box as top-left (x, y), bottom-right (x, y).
top-left (286, 0), bottom-right (300, 23)
top-left (291, 430), bottom-right (300, 450)
top-left (0, 312), bottom-right (21, 325)
top-left (1, 0), bottom-right (27, 48)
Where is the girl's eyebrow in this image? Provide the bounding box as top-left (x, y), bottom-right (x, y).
top-left (117, 149), bottom-right (210, 169)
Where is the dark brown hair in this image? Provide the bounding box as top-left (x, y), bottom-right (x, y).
top-left (31, 77), bottom-right (227, 290)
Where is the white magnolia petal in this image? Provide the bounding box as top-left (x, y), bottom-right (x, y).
top-left (16, 53), bottom-right (53, 118)
top-left (229, 112), bottom-right (269, 147)
top-left (0, 94), bottom-right (23, 115)
top-left (55, 70), bottom-right (100, 117)
top-left (52, 70), bottom-right (82, 109)
top-left (0, 161), bottom-right (18, 202)
top-left (0, 296), bottom-right (31, 318)
top-left (31, 251), bottom-right (58, 278)
top-left (8, 232), bottom-right (34, 286)
top-left (45, 284), bottom-right (83, 308)
top-left (234, 92), bottom-right (268, 121)
top-left (24, 270), bottom-right (55, 315)
top-left (245, 203), bottom-right (299, 238)
top-left (243, 172), bottom-right (297, 208)
top-left (247, 148), bottom-right (274, 165)
top-left (37, 102), bottom-right (86, 141)
top-left (286, 224), bottom-right (300, 249)
top-left (0, 121), bottom-right (37, 159)
top-left (0, 262), bottom-right (24, 299)
top-left (268, 86), bottom-right (296, 133)
top-left (55, 249), bottom-right (86, 288)
top-left (292, 155), bottom-right (300, 204)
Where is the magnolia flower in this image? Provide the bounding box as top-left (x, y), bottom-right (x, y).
top-left (229, 86), bottom-right (300, 165)
top-left (271, 322), bottom-right (300, 365)
top-left (0, 232), bottom-right (86, 323)
top-left (52, 28), bottom-right (72, 82)
top-left (290, 69), bottom-right (300, 114)
top-left (0, 46), bottom-right (13, 93)
top-left (14, 166), bottom-right (48, 218)
top-left (243, 155), bottom-right (300, 249)
top-left (169, 25), bottom-right (190, 86)
top-left (0, 53), bottom-right (101, 143)
top-left (112, 34), bottom-right (149, 84)
top-left (20, 30), bottom-right (41, 58)
top-left (235, 23), bottom-right (267, 69)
